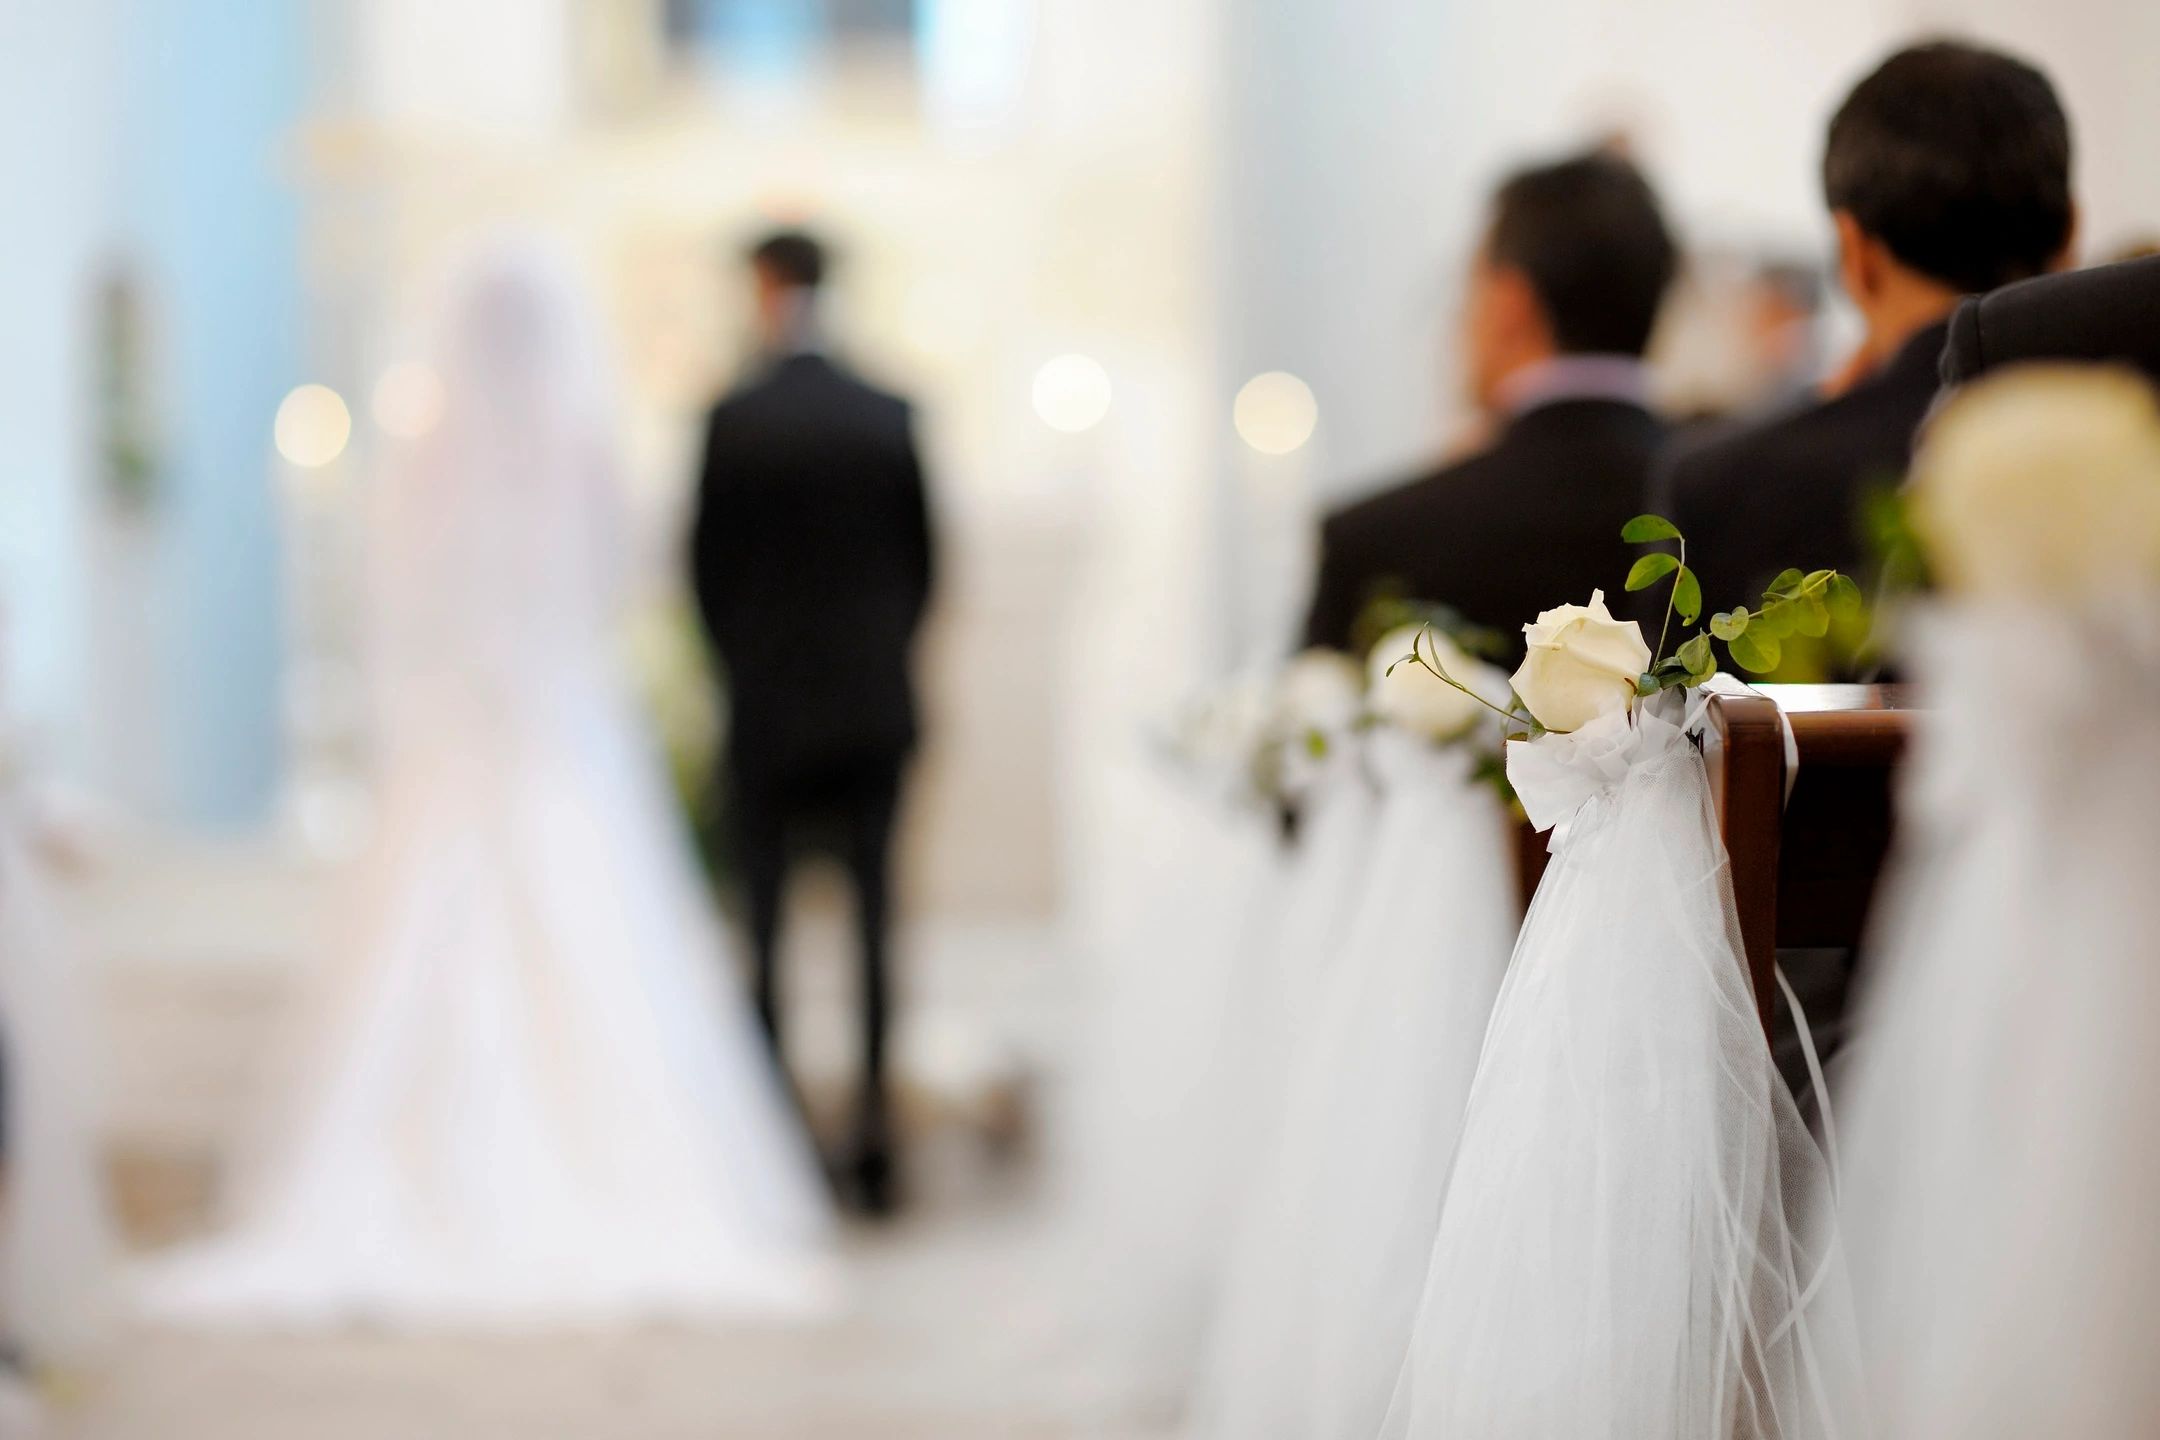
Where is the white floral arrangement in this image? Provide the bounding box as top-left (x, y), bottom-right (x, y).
top-left (1156, 671), bottom-right (1285, 809)
top-left (1159, 616), bottom-right (1516, 811)
top-left (1909, 364), bottom-right (2160, 600)
top-left (1391, 516), bottom-right (1861, 828)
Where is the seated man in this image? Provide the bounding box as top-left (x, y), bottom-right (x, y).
top-left (1303, 150), bottom-right (1677, 662)
top-left (1661, 41), bottom-right (2075, 627)
top-left (1942, 253), bottom-right (2160, 385)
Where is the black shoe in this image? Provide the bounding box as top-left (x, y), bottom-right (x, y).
top-left (838, 1098), bottom-right (902, 1218)
top-left (845, 1140), bottom-right (901, 1218)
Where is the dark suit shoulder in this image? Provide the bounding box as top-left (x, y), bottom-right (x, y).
top-left (1323, 456), bottom-right (1480, 545)
top-left (710, 356), bottom-right (912, 433)
top-left (1662, 363), bottom-right (1936, 611)
top-left (1942, 296), bottom-right (1986, 387)
top-left (1942, 256), bottom-right (2160, 385)
top-left (1666, 375), bottom-right (1920, 506)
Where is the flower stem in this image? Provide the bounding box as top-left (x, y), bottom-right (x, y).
top-left (1409, 628), bottom-right (1527, 731)
top-left (1652, 539), bottom-right (1683, 668)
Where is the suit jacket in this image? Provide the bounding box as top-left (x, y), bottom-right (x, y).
top-left (1303, 398), bottom-right (1667, 664)
top-left (691, 354), bottom-right (935, 778)
top-left (1657, 321), bottom-right (1949, 618)
top-left (1942, 256), bottom-right (2160, 385)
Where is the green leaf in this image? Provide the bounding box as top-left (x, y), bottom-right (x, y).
top-left (1621, 514), bottom-right (1683, 544)
top-left (1675, 632), bottom-right (1713, 676)
top-left (1625, 552), bottom-right (1681, 591)
top-left (1755, 601), bottom-right (1798, 639)
top-left (1672, 566), bottom-right (1702, 625)
top-left (1793, 595), bottom-right (1831, 638)
top-left (1826, 572), bottom-right (1865, 618)
top-left (1765, 568), bottom-right (1805, 601)
top-left (1635, 672), bottom-right (1661, 697)
top-left (1709, 610), bottom-right (1748, 641)
top-left (1728, 628), bottom-right (1782, 673)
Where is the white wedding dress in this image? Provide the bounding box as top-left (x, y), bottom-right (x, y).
top-left (1381, 692), bottom-right (1859, 1439)
top-left (1839, 605), bottom-right (2160, 1437)
top-left (137, 243), bottom-right (837, 1328)
top-left (1191, 732), bottom-right (1514, 1440)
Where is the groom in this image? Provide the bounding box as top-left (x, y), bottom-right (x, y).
top-left (690, 229), bottom-right (937, 1216)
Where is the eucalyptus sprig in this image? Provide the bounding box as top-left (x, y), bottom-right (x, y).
top-left (1619, 514), bottom-right (1698, 667)
top-left (1621, 514), bottom-right (1864, 691)
top-left (1706, 566), bottom-right (1865, 674)
top-left (1385, 626), bottom-right (1546, 742)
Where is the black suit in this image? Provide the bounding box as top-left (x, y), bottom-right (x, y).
top-left (1942, 256), bottom-right (2160, 385)
top-left (1303, 398), bottom-right (1667, 662)
top-left (1659, 321), bottom-right (1949, 625)
top-left (690, 352), bottom-right (934, 1156)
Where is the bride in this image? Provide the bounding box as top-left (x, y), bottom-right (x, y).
top-left (139, 238), bottom-right (838, 1327)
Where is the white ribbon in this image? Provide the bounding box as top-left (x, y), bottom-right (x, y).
top-left (1506, 689), bottom-right (1709, 853)
top-left (1701, 671), bottom-right (1801, 804)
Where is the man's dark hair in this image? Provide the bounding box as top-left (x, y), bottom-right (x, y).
top-left (1488, 151), bottom-right (1678, 357)
top-left (1823, 40), bottom-right (2072, 295)
top-left (748, 228), bottom-right (827, 290)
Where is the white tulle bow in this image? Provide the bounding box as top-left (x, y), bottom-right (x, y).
top-left (1506, 688), bottom-right (1708, 850)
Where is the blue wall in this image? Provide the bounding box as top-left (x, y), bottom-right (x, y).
top-left (125, 2), bottom-right (306, 826)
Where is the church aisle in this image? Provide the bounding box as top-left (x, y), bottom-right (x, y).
top-left (72, 1150), bottom-right (1169, 1440)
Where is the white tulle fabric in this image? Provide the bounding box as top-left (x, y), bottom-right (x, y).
top-left (1078, 734), bottom-right (1381, 1397)
top-left (1078, 760), bottom-right (1285, 1390)
top-left (0, 776), bottom-right (115, 1362)
top-left (1380, 690), bottom-right (1859, 1439)
top-left (136, 240), bottom-right (837, 1328)
top-left (1840, 603), bottom-right (2160, 1438)
top-left (1259, 742), bottom-right (1386, 1060)
top-left (1191, 732), bottom-right (1514, 1440)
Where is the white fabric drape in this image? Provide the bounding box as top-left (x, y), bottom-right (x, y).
top-left (1380, 691), bottom-right (1860, 1439)
top-left (1190, 733), bottom-right (1514, 1440)
top-left (1839, 604), bottom-right (2160, 1437)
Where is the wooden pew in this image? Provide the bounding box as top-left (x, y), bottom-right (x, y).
top-left (1517, 683), bottom-right (1916, 1037)
top-left (1705, 683), bottom-right (1915, 1034)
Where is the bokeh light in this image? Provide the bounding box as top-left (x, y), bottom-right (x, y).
top-left (274, 383), bottom-right (353, 468)
top-left (1031, 354), bottom-right (1112, 434)
top-left (371, 361), bottom-right (446, 440)
top-left (1233, 371), bottom-right (1319, 455)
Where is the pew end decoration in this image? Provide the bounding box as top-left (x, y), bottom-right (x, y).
top-left (1833, 363), bottom-right (2160, 1440)
top-left (1620, 514), bottom-right (1865, 690)
top-left (1387, 515), bottom-right (1861, 744)
top-left (1377, 519), bottom-right (1865, 1436)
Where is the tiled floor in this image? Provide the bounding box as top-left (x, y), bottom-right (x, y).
top-left (61, 1185), bottom-right (1174, 1439)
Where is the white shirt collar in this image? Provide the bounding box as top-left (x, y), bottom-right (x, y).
top-left (1495, 354), bottom-right (1651, 419)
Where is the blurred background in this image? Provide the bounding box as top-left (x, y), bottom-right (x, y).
top-left (3, 0), bottom-right (2157, 1435)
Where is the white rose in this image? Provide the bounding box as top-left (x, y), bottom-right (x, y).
top-left (1913, 365), bottom-right (2160, 599)
top-left (1366, 624), bottom-right (1506, 742)
top-left (1510, 589), bottom-right (1653, 734)
top-left (1276, 648), bottom-right (1365, 737)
